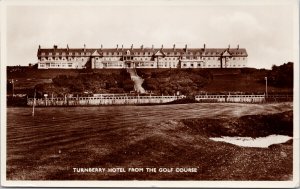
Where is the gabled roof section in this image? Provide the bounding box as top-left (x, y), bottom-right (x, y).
top-left (154, 50), bottom-right (165, 56)
top-left (91, 50), bottom-right (101, 56)
top-left (222, 50), bottom-right (231, 57)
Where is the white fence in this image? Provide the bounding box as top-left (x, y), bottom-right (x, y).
top-left (27, 95), bottom-right (185, 106)
top-left (195, 94), bottom-right (265, 103)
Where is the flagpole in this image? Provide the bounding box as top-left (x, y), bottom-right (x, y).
top-left (32, 89), bottom-right (36, 117)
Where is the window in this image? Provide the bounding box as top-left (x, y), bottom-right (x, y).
top-left (41, 52), bottom-right (45, 56)
top-left (56, 52), bottom-right (59, 56)
top-left (49, 52), bottom-right (52, 56)
top-left (69, 52), bottom-right (72, 55)
top-left (198, 63), bottom-right (201, 67)
top-left (191, 64), bottom-right (194, 67)
top-left (183, 63), bottom-right (186, 67)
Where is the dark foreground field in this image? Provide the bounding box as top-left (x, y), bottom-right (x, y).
top-left (7, 103), bottom-right (293, 180)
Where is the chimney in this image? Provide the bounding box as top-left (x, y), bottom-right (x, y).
top-left (237, 44), bottom-right (239, 50)
top-left (131, 44), bottom-right (133, 50)
top-left (152, 45), bottom-right (154, 50)
top-left (38, 45), bottom-right (41, 50)
top-left (122, 44), bottom-right (123, 50)
top-left (84, 44), bottom-right (86, 52)
top-left (173, 44), bottom-right (175, 50)
top-left (228, 44), bottom-right (230, 49)
top-left (54, 45), bottom-right (58, 49)
top-left (203, 43), bottom-right (206, 50)
top-left (101, 44), bottom-right (103, 50)
top-left (67, 44), bottom-right (69, 51)
top-left (116, 44), bottom-right (119, 50)
top-left (185, 44), bottom-right (187, 52)
top-left (141, 45), bottom-right (144, 50)
top-left (161, 44), bottom-right (163, 49)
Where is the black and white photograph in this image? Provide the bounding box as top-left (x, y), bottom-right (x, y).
top-left (1, 0), bottom-right (299, 187)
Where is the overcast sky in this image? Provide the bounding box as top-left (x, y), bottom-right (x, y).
top-left (5, 0), bottom-right (297, 69)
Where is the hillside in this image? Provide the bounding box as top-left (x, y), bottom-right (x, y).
top-left (7, 63), bottom-right (293, 97)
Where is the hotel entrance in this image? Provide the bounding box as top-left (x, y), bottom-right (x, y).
top-left (125, 61), bottom-right (135, 68)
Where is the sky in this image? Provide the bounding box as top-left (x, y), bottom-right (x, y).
top-left (5, 0), bottom-right (298, 69)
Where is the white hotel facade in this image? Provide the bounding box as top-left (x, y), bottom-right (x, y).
top-left (37, 44), bottom-right (248, 69)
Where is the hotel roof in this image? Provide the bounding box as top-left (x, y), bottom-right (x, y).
top-left (37, 45), bottom-right (248, 57)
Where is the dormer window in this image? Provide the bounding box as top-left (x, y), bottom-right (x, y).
top-left (41, 52), bottom-right (45, 56)
top-left (56, 52), bottom-right (59, 56)
top-left (127, 50), bottom-right (130, 55)
top-left (49, 52), bottom-right (52, 56)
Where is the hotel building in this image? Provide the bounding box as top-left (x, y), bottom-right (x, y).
top-left (37, 44), bottom-right (248, 69)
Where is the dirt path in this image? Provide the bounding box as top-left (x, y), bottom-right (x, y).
top-left (127, 68), bottom-right (146, 93)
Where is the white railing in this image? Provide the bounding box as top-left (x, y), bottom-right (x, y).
top-left (27, 95), bottom-right (186, 106)
top-left (195, 94), bottom-right (265, 103)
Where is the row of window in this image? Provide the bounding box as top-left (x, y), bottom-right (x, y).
top-left (42, 52), bottom-right (91, 56)
top-left (39, 62), bottom-right (74, 68)
top-left (41, 56), bottom-right (246, 61)
top-left (182, 63), bottom-right (246, 67)
top-left (41, 57), bottom-right (87, 61)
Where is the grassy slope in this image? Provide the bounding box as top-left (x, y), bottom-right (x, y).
top-left (138, 68), bottom-right (292, 95)
top-left (7, 67), bottom-right (293, 95)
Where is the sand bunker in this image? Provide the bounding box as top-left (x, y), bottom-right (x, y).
top-left (210, 135), bottom-right (292, 148)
